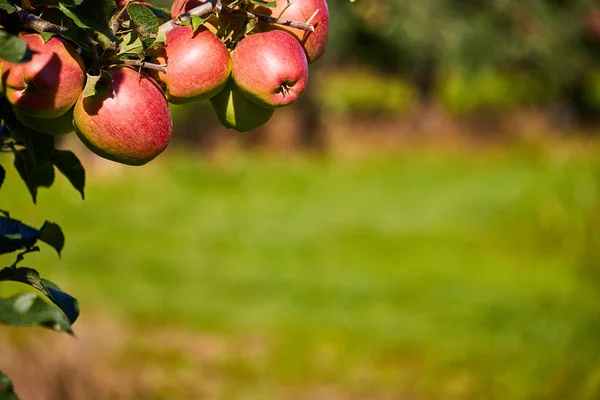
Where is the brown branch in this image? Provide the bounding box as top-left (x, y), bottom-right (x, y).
top-left (158, 0), bottom-right (315, 35)
top-left (15, 5), bottom-right (68, 35)
top-left (159, 0), bottom-right (219, 34)
top-left (218, 4), bottom-right (315, 32)
top-left (119, 59), bottom-right (167, 73)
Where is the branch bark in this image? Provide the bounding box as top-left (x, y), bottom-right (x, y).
top-left (119, 59), bottom-right (167, 73)
top-left (15, 5), bottom-right (68, 35)
top-left (158, 0), bottom-right (315, 35)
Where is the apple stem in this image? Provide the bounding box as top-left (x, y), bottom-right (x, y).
top-left (158, 0), bottom-right (315, 35)
top-left (120, 60), bottom-right (168, 73)
top-left (14, 5), bottom-right (68, 35)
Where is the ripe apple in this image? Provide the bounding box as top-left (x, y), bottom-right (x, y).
top-left (2, 34), bottom-right (85, 119)
top-left (14, 107), bottom-right (74, 136)
top-left (210, 80), bottom-right (275, 132)
top-left (73, 67), bottom-right (172, 166)
top-left (255, 0), bottom-right (329, 63)
top-left (153, 25), bottom-right (231, 104)
top-left (232, 31), bottom-right (308, 108)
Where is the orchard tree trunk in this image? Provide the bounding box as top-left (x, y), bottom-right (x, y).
top-left (295, 80), bottom-right (326, 152)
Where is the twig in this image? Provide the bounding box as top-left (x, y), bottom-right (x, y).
top-left (219, 4), bottom-right (315, 32)
top-left (158, 0), bottom-right (315, 35)
top-left (119, 59), bottom-right (167, 73)
top-left (15, 5), bottom-right (68, 35)
top-left (159, 0), bottom-right (219, 34)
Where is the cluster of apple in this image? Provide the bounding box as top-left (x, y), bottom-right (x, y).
top-left (1, 0), bottom-right (329, 165)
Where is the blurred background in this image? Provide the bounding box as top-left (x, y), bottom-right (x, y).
top-left (3, 0), bottom-right (600, 399)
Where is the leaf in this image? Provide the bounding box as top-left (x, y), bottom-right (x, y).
top-left (0, 217), bottom-right (40, 255)
top-left (82, 72), bottom-right (102, 98)
top-left (249, 0), bottom-right (276, 8)
top-left (13, 151), bottom-right (55, 204)
top-left (0, 0), bottom-right (15, 14)
top-left (0, 371), bottom-right (18, 400)
top-left (51, 150), bottom-right (85, 199)
top-left (0, 267), bottom-right (79, 326)
top-left (59, 2), bottom-right (117, 49)
top-left (0, 31), bottom-right (33, 63)
top-left (145, 4), bottom-right (171, 22)
top-left (117, 31), bottom-right (144, 58)
top-left (39, 31), bottom-right (55, 43)
top-left (0, 293), bottom-right (73, 333)
top-left (127, 3), bottom-right (159, 48)
top-left (38, 221), bottom-right (64, 256)
top-left (191, 15), bottom-right (206, 33)
top-left (0, 165), bottom-right (4, 190)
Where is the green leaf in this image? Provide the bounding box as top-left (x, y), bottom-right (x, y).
top-left (127, 3), bottom-right (159, 48)
top-left (249, 0), bottom-right (276, 8)
top-left (117, 31), bottom-right (144, 58)
top-left (0, 217), bottom-right (40, 255)
top-left (0, 0), bottom-right (16, 14)
top-left (82, 72), bottom-right (101, 98)
top-left (191, 15), bottom-right (206, 33)
top-left (13, 151), bottom-right (55, 204)
top-left (0, 293), bottom-right (73, 334)
top-left (0, 31), bottom-right (33, 63)
top-left (38, 221), bottom-right (64, 256)
top-left (59, 2), bottom-right (117, 49)
top-left (51, 150), bottom-right (85, 199)
top-left (0, 165), bottom-right (4, 190)
top-left (145, 4), bottom-right (171, 22)
top-left (0, 372), bottom-right (18, 400)
top-left (39, 31), bottom-right (55, 43)
top-left (0, 267), bottom-right (79, 325)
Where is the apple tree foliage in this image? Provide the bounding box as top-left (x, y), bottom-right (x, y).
top-left (0, 0), bottom-right (329, 396)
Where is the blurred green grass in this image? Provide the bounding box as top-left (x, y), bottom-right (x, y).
top-left (3, 147), bottom-right (600, 399)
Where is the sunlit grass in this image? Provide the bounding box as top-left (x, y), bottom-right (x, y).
top-left (2, 146), bottom-right (600, 399)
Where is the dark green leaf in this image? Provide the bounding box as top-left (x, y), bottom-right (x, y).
top-left (0, 0), bottom-right (16, 14)
top-left (13, 150), bottom-right (55, 204)
top-left (0, 371), bottom-right (18, 400)
top-left (0, 165), bottom-right (4, 190)
top-left (59, 2), bottom-right (117, 49)
top-left (127, 3), bottom-right (159, 48)
top-left (145, 4), bottom-right (171, 22)
top-left (0, 31), bottom-right (33, 63)
top-left (0, 293), bottom-right (72, 334)
top-left (51, 150), bottom-right (85, 199)
top-left (0, 217), bottom-right (40, 254)
top-left (38, 221), bottom-right (64, 256)
top-left (0, 267), bottom-right (79, 325)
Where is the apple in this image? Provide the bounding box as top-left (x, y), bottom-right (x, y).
top-left (2, 34), bottom-right (85, 119)
top-left (73, 67), bottom-right (172, 166)
top-left (14, 107), bottom-right (74, 136)
top-left (232, 30), bottom-right (308, 108)
top-left (255, 0), bottom-right (329, 63)
top-left (210, 80), bottom-right (275, 132)
top-left (153, 25), bottom-right (231, 104)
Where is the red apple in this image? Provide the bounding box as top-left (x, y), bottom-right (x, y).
top-left (15, 106), bottom-right (74, 136)
top-left (255, 0), bottom-right (329, 63)
top-left (2, 34), bottom-right (85, 119)
top-left (73, 67), bottom-right (172, 166)
top-left (232, 31), bottom-right (308, 108)
top-left (153, 25), bottom-right (231, 104)
top-left (210, 80), bottom-right (275, 132)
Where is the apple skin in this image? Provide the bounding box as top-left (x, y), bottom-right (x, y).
top-left (210, 80), bottom-right (275, 132)
top-left (2, 34), bottom-right (85, 119)
top-left (15, 106), bottom-right (74, 136)
top-left (153, 25), bottom-right (231, 104)
top-left (255, 0), bottom-right (329, 63)
top-left (73, 67), bottom-right (172, 166)
top-left (232, 31), bottom-right (308, 108)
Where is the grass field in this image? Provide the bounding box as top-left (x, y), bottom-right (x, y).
top-left (2, 145), bottom-right (600, 399)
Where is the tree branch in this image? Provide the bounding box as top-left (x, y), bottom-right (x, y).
top-left (15, 5), bottom-right (68, 35)
top-left (158, 0), bottom-right (315, 35)
top-left (119, 59), bottom-right (167, 73)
